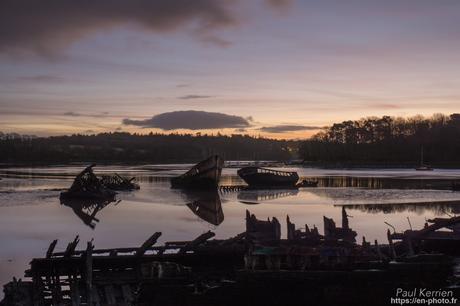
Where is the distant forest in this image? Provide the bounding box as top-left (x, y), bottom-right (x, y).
top-left (0, 133), bottom-right (297, 164)
top-left (2, 113), bottom-right (460, 166)
top-left (300, 113), bottom-right (460, 167)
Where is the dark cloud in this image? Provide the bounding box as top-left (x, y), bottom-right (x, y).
top-left (0, 0), bottom-right (237, 55)
top-left (372, 103), bottom-right (401, 109)
top-left (123, 110), bottom-right (251, 130)
top-left (265, 0), bottom-right (294, 9)
top-left (259, 125), bottom-right (321, 133)
top-left (62, 111), bottom-right (82, 117)
top-left (17, 75), bottom-right (66, 83)
top-left (178, 95), bottom-right (213, 100)
top-left (62, 111), bottom-right (109, 118)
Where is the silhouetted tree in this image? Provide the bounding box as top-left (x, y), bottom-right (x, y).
top-left (300, 113), bottom-right (460, 166)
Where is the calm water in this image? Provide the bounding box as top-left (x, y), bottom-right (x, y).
top-left (1, 165), bottom-right (460, 294)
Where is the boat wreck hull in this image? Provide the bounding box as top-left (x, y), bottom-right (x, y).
top-left (171, 155), bottom-right (224, 190)
top-left (238, 167), bottom-right (299, 188)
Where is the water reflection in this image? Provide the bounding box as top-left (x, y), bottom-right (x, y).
top-left (237, 189), bottom-right (299, 204)
top-left (180, 190), bottom-right (224, 226)
top-left (337, 201), bottom-right (460, 215)
top-left (314, 176), bottom-right (456, 189)
top-left (59, 197), bottom-right (119, 229)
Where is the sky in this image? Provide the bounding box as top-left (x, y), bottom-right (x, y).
top-left (1, 0), bottom-right (460, 139)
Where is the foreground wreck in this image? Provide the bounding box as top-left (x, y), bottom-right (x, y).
top-left (2, 209), bottom-right (459, 306)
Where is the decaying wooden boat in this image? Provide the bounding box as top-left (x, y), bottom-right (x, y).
top-left (296, 179), bottom-right (318, 188)
top-left (60, 164), bottom-right (116, 200)
top-left (388, 215), bottom-right (460, 256)
top-left (100, 173), bottom-right (140, 191)
top-left (237, 167), bottom-right (299, 188)
top-left (171, 155), bottom-right (224, 189)
top-left (2, 210), bottom-right (459, 306)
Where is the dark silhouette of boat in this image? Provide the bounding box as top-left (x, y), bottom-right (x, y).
top-left (237, 167), bottom-right (299, 188)
top-left (60, 164), bottom-right (116, 200)
top-left (296, 179), bottom-right (318, 188)
top-left (171, 155), bottom-right (224, 189)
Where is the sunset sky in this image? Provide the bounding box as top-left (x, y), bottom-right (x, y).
top-left (1, 0), bottom-right (459, 139)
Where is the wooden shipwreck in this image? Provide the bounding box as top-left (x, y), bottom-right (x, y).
top-left (237, 167), bottom-right (299, 188)
top-left (2, 211), bottom-right (459, 306)
top-left (388, 215), bottom-right (460, 256)
top-left (171, 155), bottom-right (224, 190)
top-left (60, 165), bottom-right (139, 201)
top-left (60, 165), bottom-right (116, 200)
top-left (99, 174), bottom-right (139, 191)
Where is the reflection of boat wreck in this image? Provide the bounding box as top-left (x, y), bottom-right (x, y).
top-left (336, 201), bottom-right (460, 215)
top-left (171, 155), bottom-right (224, 190)
top-left (60, 197), bottom-right (118, 229)
top-left (237, 167), bottom-right (299, 188)
top-left (3, 209), bottom-right (459, 306)
top-left (237, 189), bottom-right (299, 204)
top-left (183, 191), bottom-right (224, 226)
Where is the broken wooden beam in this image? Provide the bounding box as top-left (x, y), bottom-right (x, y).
top-left (136, 232), bottom-right (162, 257)
top-left (179, 231), bottom-right (215, 254)
top-left (64, 236), bottom-right (80, 258)
top-left (46, 239), bottom-right (58, 258)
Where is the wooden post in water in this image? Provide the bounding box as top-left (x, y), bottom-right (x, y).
top-left (387, 229), bottom-right (396, 259)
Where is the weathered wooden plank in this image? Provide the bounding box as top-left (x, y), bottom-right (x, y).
top-left (179, 231), bottom-right (215, 254)
top-left (136, 232), bottom-right (162, 256)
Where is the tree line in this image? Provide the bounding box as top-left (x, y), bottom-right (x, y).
top-left (0, 132), bottom-right (297, 164)
top-left (300, 113), bottom-right (460, 166)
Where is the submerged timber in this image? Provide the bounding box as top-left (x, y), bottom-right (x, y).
top-left (2, 209), bottom-right (459, 306)
top-left (171, 155), bottom-right (224, 190)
